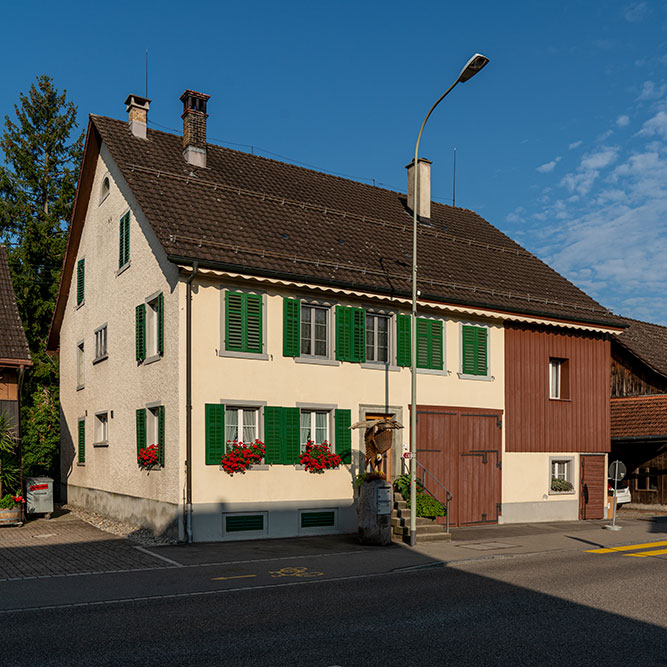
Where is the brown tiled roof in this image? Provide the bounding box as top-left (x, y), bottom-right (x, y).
top-left (0, 246), bottom-right (31, 363)
top-left (614, 317), bottom-right (667, 378)
top-left (611, 395), bottom-right (667, 439)
top-left (86, 116), bottom-right (623, 326)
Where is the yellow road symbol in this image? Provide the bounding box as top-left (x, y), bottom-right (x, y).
top-left (625, 548), bottom-right (667, 558)
top-left (586, 540), bottom-right (667, 555)
top-left (269, 566), bottom-right (323, 578)
top-left (211, 574), bottom-right (257, 581)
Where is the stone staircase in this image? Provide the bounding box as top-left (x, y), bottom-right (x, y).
top-left (392, 492), bottom-right (451, 543)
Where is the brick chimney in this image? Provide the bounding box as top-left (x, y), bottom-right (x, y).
top-left (406, 157), bottom-right (432, 221)
top-left (125, 94), bottom-right (151, 139)
top-left (180, 90), bottom-right (210, 168)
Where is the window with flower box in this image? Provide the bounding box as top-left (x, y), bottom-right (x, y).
top-left (136, 405), bottom-right (165, 465)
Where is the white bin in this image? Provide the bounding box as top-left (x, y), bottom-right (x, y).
top-left (26, 477), bottom-right (54, 514)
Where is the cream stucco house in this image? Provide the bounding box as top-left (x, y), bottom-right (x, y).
top-left (48, 91), bottom-right (624, 542)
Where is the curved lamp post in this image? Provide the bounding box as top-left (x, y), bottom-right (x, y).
top-left (409, 53), bottom-right (489, 547)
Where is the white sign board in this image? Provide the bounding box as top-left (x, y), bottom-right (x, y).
top-left (376, 486), bottom-right (392, 515)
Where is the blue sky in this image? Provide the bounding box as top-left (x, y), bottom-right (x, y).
top-left (3, 1), bottom-right (667, 323)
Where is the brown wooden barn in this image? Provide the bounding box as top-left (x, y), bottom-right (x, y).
top-left (611, 318), bottom-right (667, 506)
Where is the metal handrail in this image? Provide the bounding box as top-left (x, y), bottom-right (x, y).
top-left (402, 458), bottom-right (454, 534)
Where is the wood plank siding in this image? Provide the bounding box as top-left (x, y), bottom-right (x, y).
top-left (611, 348), bottom-right (667, 397)
top-left (505, 323), bottom-right (610, 453)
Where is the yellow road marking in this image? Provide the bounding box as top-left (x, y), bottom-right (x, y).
top-left (211, 574), bottom-right (257, 581)
top-left (625, 548), bottom-right (667, 558)
top-left (586, 540), bottom-right (667, 554)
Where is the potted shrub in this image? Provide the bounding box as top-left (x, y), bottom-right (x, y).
top-left (299, 441), bottom-right (341, 473)
top-left (137, 444), bottom-right (161, 469)
top-left (221, 440), bottom-right (265, 475)
top-left (0, 494), bottom-right (24, 525)
top-left (551, 477), bottom-right (574, 492)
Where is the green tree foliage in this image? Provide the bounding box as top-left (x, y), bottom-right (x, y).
top-left (0, 75), bottom-right (82, 476)
top-left (21, 386), bottom-right (59, 478)
top-left (0, 410), bottom-right (18, 497)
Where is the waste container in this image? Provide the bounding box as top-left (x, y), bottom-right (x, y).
top-left (26, 477), bottom-right (54, 515)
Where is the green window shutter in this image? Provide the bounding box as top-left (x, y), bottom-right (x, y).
top-left (205, 404), bottom-right (225, 465)
top-left (282, 407), bottom-right (300, 465)
top-left (335, 306), bottom-right (351, 361)
top-left (264, 406), bottom-right (282, 464)
top-left (157, 406), bottom-right (165, 465)
top-left (476, 327), bottom-right (488, 375)
top-left (119, 213), bottom-right (130, 268)
top-left (135, 409), bottom-right (146, 457)
top-left (76, 258), bottom-right (85, 306)
top-left (335, 409), bottom-right (352, 464)
top-left (157, 292), bottom-right (164, 356)
top-left (416, 318), bottom-right (430, 369)
top-left (351, 308), bottom-right (366, 363)
top-left (136, 303), bottom-right (146, 362)
top-left (417, 319), bottom-right (443, 370)
top-left (462, 325), bottom-right (487, 376)
top-left (283, 298), bottom-right (300, 357)
top-left (397, 314), bottom-right (411, 367)
top-left (245, 293), bottom-right (262, 354)
top-left (225, 292), bottom-right (244, 351)
top-left (78, 419), bottom-right (85, 463)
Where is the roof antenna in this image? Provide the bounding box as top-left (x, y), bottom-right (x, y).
top-left (452, 147), bottom-right (457, 207)
top-left (145, 49), bottom-right (149, 98)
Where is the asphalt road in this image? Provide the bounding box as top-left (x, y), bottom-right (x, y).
top-left (1, 544), bottom-right (666, 666)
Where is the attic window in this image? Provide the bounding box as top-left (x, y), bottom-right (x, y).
top-left (99, 176), bottom-right (110, 204)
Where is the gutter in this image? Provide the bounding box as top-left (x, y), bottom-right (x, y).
top-left (167, 254), bottom-right (625, 331)
top-left (184, 261), bottom-right (199, 543)
top-left (611, 435), bottom-right (667, 443)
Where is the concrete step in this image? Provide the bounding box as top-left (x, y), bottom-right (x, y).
top-left (391, 516), bottom-right (435, 528)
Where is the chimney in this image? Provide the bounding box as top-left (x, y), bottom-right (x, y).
top-left (125, 94), bottom-right (150, 139)
top-left (406, 157), bottom-right (432, 221)
top-left (180, 90), bottom-right (210, 168)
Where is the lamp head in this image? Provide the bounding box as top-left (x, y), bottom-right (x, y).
top-left (457, 53), bottom-right (490, 83)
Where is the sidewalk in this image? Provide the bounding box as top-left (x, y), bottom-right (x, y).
top-left (1, 508), bottom-right (665, 580)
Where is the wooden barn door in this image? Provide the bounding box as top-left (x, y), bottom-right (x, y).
top-left (580, 454), bottom-right (605, 520)
top-left (459, 413), bottom-right (502, 525)
top-left (416, 406), bottom-right (502, 527)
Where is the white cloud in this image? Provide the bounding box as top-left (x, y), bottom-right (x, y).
top-left (536, 156), bottom-right (561, 173)
top-left (637, 110), bottom-right (667, 140)
top-left (568, 140), bottom-right (582, 150)
top-left (560, 147), bottom-right (619, 195)
top-left (637, 80), bottom-right (667, 101)
top-left (624, 2), bottom-right (648, 22)
top-left (616, 114), bottom-right (630, 127)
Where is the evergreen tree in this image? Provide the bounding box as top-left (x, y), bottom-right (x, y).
top-left (0, 75), bottom-right (83, 476)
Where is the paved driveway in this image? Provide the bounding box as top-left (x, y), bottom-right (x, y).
top-left (0, 511), bottom-right (173, 580)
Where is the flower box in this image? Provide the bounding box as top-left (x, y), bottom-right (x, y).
top-left (0, 508), bottom-right (22, 525)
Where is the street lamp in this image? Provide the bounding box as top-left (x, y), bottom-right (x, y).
top-left (409, 53), bottom-right (489, 547)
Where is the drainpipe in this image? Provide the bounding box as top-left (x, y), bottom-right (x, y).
top-left (185, 262), bottom-right (199, 543)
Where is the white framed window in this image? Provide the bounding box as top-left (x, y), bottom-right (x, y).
top-left (300, 409), bottom-right (330, 453)
top-left (365, 312), bottom-right (390, 363)
top-left (549, 457), bottom-right (574, 493)
top-left (549, 357), bottom-right (569, 399)
top-left (146, 406), bottom-right (160, 447)
top-left (147, 295), bottom-right (160, 358)
top-left (301, 304), bottom-right (329, 357)
top-left (76, 341), bottom-right (84, 388)
top-left (225, 406), bottom-right (259, 449)
top-left (94, 324), bottom-right (108, 361)
top-left (94, 411), bottom-right (108, 446)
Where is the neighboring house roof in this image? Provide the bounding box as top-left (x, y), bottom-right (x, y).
top-left (48, 114), bottom-right (624, 349)
top-left (613, 317), bottom-right (667, 379)
top-left (0, 246), bottom-right (31, 364)
top-left (611, 395), bottom-right (667, 440)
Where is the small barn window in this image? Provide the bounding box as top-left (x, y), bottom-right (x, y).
top-left (99, 176), bottom-right (110, 204)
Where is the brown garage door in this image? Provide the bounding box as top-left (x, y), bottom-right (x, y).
top-left (580, 454), bottom-right (605, 520)
top-left (416, 406), bottom-right (502, 527)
